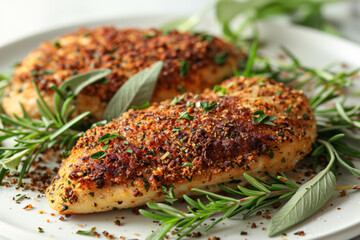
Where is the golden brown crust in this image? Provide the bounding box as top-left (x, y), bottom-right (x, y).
top-left (46, 76), bottom-right (316, 214)
top-left (3, 27), bottom-right (243, 121)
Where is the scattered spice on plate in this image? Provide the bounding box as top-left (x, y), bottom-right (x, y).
top-left (23, 204), bottom-right (33, 210)
top-left (294, 231), bottom-right (305, 236)
top-left (102, 231), bottom-right (115, 239)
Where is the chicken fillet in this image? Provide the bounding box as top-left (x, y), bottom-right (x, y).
top-left (46, 76), bottom-right (316, 214)
top-left (2, 27), bottom-right (242, 121)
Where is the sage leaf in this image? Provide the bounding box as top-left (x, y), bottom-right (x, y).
top-left (53, 69), bottom-right (111, 116)
top-left (268, 139), bottom-right (337, 237)
top-left (57, 69), bottom-right (112, 96)
top-left (0, 149), bottom-right (31, 172)
top-left (103, 61), bottom-right (163, 121)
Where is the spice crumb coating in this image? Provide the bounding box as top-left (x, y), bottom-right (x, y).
top-left (3, 27), bottom-right (243, 121)
top-left (47, 76), bottom-right (316, 214)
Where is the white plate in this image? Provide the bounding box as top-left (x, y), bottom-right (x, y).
top-left (0, 14), bottom-right (360, 240)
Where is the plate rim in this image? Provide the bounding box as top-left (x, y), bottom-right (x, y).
top-left (0, 13), bottom-right (359, 240)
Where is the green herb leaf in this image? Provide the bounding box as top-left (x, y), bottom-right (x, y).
top-left (90, 151), bottom-right (106, 159)
top-left (161, 183), bottom-right (178, 205)
top-left (177, 85), bottom-right (186, 92)
top-left (15, 194), bottom-right (26, 201)
top-left (170, 93), bottom-right (186, 105)
top-left (132, 101), bottom-right (151, 110)
top-left (268, 140), bottom-right (336, 236)
top-left (285, 105), bottom-right (293, 116)
top-left (199, 101), bottom-right (217, 113)
top-left (54, 42), bottom-right (61, 48)
top-left (98, 133), bottom-right (124, 143)
top-left (179, 60), bottom-right (190, 77)
top-left (172, 128), bottom-right (181, 132)
top-left (213, 52), bottom-right (228, 65)
top-left (179, 111), bottom-right (194, 120)
top-left (201, 33), bottom-right (213, 42)
top-left (76, 227), bottom-right (97, 236)
top-left (142, 32), bottom-right (156, 38)
top-left (182, 162), bottom-right (194, 167)
top-left (104, 61), bottom-right (163, 121)
top-left (252, 110), bottom-right (277, 125)
top-left (54, 69), bottom-right (111, 119)
top-left (213, 85), bottom-right (227, 97)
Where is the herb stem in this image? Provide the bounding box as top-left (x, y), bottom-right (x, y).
top-left (335, 185), bottom-right (360, 191)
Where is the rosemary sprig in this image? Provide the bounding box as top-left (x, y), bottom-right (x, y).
top-left (0, 69), bottom-right (111, 184)
top-left (141, 38), bottom-right (360, 238)
top-left (140, 173), bottom-right (298, 240)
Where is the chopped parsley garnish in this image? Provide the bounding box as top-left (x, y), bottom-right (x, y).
top-left (76, 227), bottom-right (97, 236)
top-left (200, 101), bottom-right (217, 113)
top-left (213, 52), bottom-right (228, 65)
top-left (179, 111), bottom-right (194, 120)
top-left (162, 29), bottom-right (171, 35)
top-left (102, 145), bottom-right (109, 150)
top-left (171, 93), bottom-right (186, 105)
top-left (132, 101), bottom-right (151, 110)
top-left (142, 32), bottom-right (156, 38)
top-left (252, 110), bottom-right (277, 126)
top-left (123, 141), bottom-right (129, 145)
top-left (177, 85), bottom-right (186, 92)
top-left (286, 105), bottom-right (293, 116)
top-left (161, 183), bottom-right (177, 205)
top-left (258, 80), bottom-right (266, 86)
top-left (201, 34), bottom-right (213, 42)
top-left (275, 91), bottom-right (283, 95)
top-left (62, 150), bottom-right (70, 159)
top-left (12, 62), bottom-right (20, 68)
top-left (213, 85), bottom-right (227, 97)
top-left (53, 41), bottom-right (61, 48)
top-left (125, 149), bottom-right (133, 153)
top-left (98, 133), bottom-right (125, 143)
top-left (30, 70), bottom-right (38, 76)
top-left (84, 33), bottom-right (90, 37)
top-left (90, 120), bottom-right (107, 129)
top-left (182, 162), bottom-right (194, 167)
top-left (179, 60), bottom-right (190, 77)
top-left (90, 151), bottom-right (106, 159)
top-left (15, 194), bottom-right (26, 201)
top-left (172, 128), bottom-right (181, 132)
top-left (143, 179), bottom-right (150, 192)
top-left (43, 69), bottom-right (54, 75)
top-left (93, 52), bottom-right (99, 62)
top-left (89, 192), bottom-right (95, 197)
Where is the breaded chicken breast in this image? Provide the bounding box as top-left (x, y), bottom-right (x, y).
top-left (46, 76), bottom-right (316, 214)
top-left (2, 27), bottom-right (243, 121)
